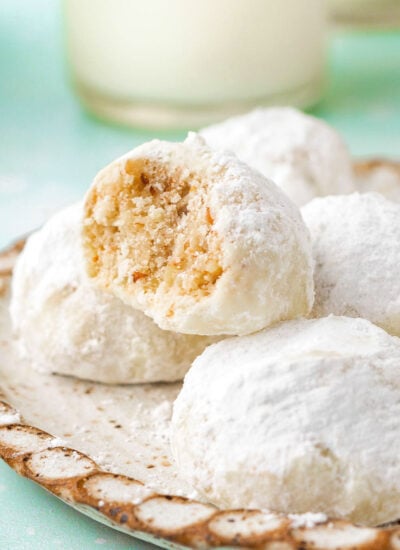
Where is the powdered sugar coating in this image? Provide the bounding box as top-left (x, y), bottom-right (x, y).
top-left (201, 107), bottom-right (354, 206)
top-left (171, 316), bottom-right (400, 525)
top-left (302, 192), bottom-right (400, 336)
top-left (83, 134), bottom-right (314, 336)
top-left (10, 203), bottom-right (217, 384)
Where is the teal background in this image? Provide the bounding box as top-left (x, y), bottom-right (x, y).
top-left (0, 0), bottom-right (399, 548)
top-left (0, 461), bottom-right (154, 549)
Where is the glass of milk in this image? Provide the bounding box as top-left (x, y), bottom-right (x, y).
top-left (64, 0), bottom-right (326, 129)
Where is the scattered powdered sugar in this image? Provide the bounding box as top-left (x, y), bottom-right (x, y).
top-left (71, 450), bottom-right (83, 461)
top-left (185, 489), bottom-right (203, 501)
top-left (48, 437), bottom-right (68, 448)
top-left (151, 400), bottom-right (172, 424)
top-left (92, 452), bottom-right (121, 474)
top-left (289, 512), bottom-right (328, 529)
top-left (128, 401), bottom-right (172, 444)
top-left (0, 411), bottom-right (21, 425)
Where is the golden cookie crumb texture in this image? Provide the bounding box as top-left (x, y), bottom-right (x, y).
top-left (85, 155), bottom-right (222, 303)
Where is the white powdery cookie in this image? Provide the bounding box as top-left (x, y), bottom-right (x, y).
top-left (302, 192), bottom-right (400, 337)
top-left (200, 107), bottom-right (354, 206)
top-left (83, 134), bottom-right (314, 336)
top-left (10, 203), bottom-right (217, 384)
top-left (171, 316), bottom-right (400, 526)
top-left (354, 159), bottom-right (400, 203)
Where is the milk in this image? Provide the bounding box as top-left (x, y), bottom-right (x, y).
top-left (64, 0), bottom-right (326, 126)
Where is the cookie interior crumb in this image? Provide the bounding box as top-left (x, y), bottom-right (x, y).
top-left (85, 157), bottom-right (223, 305)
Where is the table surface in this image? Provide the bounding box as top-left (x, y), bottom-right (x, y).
top-left (1, 0), bottom-right (400, 548)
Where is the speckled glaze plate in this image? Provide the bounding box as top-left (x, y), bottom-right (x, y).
top-left (1, 160), bottom-right (400, 550)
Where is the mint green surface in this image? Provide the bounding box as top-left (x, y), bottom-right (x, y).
top-left (0, 0), bottom-right (399, 548)
top-left (0, 461), bottom-right (155, 550)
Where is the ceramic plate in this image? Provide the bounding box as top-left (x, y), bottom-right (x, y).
top-left (1, 160), bottom-right (400, 550)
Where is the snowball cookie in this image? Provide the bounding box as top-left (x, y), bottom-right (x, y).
top-left (171, 316), bottom-right (400, 526)
top-left (302, 192), bottom-right (400, 337)
top-left (10, 203), bottom-right (217, 384)
top-left (200, 107), bottom-right (354, 206)
top-left (82, 133), bottom-right (314, 336)
top-left (354, 159), bottom-right (400, 203)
